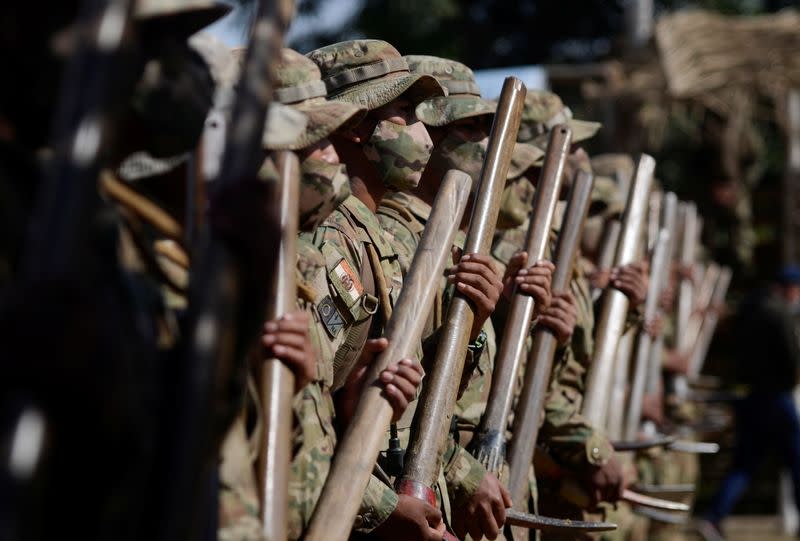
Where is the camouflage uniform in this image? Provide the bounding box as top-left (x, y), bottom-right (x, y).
top-left (218, 47), bottom-right (401, 540)
top-left (301, 39), bottom-right (453, 531)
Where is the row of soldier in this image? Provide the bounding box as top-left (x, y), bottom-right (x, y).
top-left (0, 1), bottom-right (731, 541)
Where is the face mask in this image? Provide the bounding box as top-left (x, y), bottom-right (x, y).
top-left (363, 119), bottom-right (433, 191)
top-left (430, 130), bottom-right (489, 191)
top-left (299, 159), bottom-right (351, 232)
top-left (497, 176), bottom-right (535, 230)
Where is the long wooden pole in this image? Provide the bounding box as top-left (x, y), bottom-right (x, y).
top-left (257, 151), bottom-right (300, 541)
top-left (469, 125), bottom-right (571, 474)
top-left (623, 230), bottom-right (670, 440)
top-left (506, 170), bottom-right (595, 504)
top-left (582, 154), bottom-right (654, 427)
top-left (592, 220), bottom-right (622, 301)
top-left (303, 170), bottom-right (472, 541)
top-left (688, 267), bottom-right (732, 378)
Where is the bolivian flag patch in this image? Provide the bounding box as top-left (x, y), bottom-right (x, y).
top-left (330, 258), bottom-right (363, 307)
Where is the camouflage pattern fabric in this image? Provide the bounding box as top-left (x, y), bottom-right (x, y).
top-left (498, 176), bottom-right (536, 230)
top-left (376, 191), bottom-right (492, 517)
top-left (407, 55), bottom-right (496, 128)
top-left (298, 160), bottom-right (351, 233)
top-left (427, 129), bottom-right (488, 191)
top-left (363, 119), bottom-right (434, 191)
top-left (218, 418), bottom-right (263, 541)
top-left (516, 90), bottom-right (601, 152)
top-left (540, 257), bottom-right (613, 470)
top-left (307, 40), bottom-right (444, 112)
top-left (268, 48), bottom-right (366, 151)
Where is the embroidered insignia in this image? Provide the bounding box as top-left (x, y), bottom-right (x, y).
top-left (332, 258), bottom-right (363, 304)
top-left (318, 295), bottom-right (344, 338)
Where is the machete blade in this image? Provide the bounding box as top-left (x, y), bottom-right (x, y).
top-left (631, 506), bottom-right (689, 525)
top-left (623, 489), bottom-right (691, 512)
top-left (668, 440), bottom-right (720, 454)
top-left (504, 510), bottom-right (617, 532)
top-left (633, 483), bottom-right (696, 497)
top-left (612, 435), bottom-right (676, 451)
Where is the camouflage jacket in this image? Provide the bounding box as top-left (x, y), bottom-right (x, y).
top-left (491, 223), bottom-right (611, 470)
top-left (376, 191), bottom-right (489, 511)
top-left (377, 191), bottom-right (494, 427)
top-left (540, 257), bottom-right (613, 471)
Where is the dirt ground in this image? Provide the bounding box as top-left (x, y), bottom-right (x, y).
top-left (683, 515), bottom-right (796, 541)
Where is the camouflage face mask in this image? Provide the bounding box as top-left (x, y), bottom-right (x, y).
top-left (298, 159), bottom-right (351, 232)
top-left (430, 130), bottom-right (488, 191)
top-left (497, 176), bottom-right (535, 230)
top-left (364, 119), bottom-right (433, 191)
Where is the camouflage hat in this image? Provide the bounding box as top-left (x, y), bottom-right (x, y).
top-left (306, 40), bottom-right (444, 111)
top-left (406, 55), bottom-right (496, 127)
top-left (589, 175), bottom-right (624, 218)
top-left (267, 48), bottom-right (367, 151)
top-left (517, 90), bottom-right (601, 150)
top-left (591, 153), bottom-right (634, 199)
top-left (199, 42), bottom-right (309, 150)
top-left (135, 0), bottom-right (231, 37)
top-left (507, 142), bottom-right (544, 179)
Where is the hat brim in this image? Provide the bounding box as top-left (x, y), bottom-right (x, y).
top-left (268, 100), bottom-right (367, 151)
top-left (329, 72), bottom-right (444, 111)
top-left (507, 143), bottom-right (544, 179)
top-left (137, 3), bottom-right (232, 38)
top-left (532, 118), bottom-right (602, 155)
top-left (416, 95), bottom-right (496, 127)
top-left (589, 176), bottom-right (624, 218)
top-left (261, 103), bottom-right (309, 149)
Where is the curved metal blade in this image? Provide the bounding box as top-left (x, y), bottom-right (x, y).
top-left (668, 440), bottom-right (720, 454)
top-left (612, 436), bottom-right (676, 451)
top-left (505, 510), bottom-right (617, 532)
top-left (631, 506), bottom-right (689, 524)
top-left (623, 489), bottom-right (691, 511)
top-left (633, 483), bottom-right (695, 497)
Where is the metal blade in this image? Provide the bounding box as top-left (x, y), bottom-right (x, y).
top-left (612, 436), bottom-right (676, 451)
top-left (687, 390), bottom-right (740, 403)
top-left (668, 440), bottom-right (719, 454)
top-left (504, 510), bottom-right (617, 532)
top-left (631, 506), bottom-right (689, 524)
top-left (688, 374), bottom-right (721, 390)
top-left (633, 483), bottom-right (695, 497)
top-left (623, 489), bottom-right (691, 511)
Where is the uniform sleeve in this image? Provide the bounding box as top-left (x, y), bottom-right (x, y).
top-left (442, 436), bottom-right (486, 503)
top-left (353, 475), bottom-right (399, 532)
top-left (539, 349), bottom-right (613, 471)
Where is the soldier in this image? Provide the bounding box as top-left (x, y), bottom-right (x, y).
top-left (301, 39), bottom-right (468, 540)
top-left (216, 46), bottom-right (429, 540)
top-left (375, 55), bottom-right (554, 541)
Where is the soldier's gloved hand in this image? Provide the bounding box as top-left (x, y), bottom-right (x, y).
top-left (451, 473), bottom-right (512, 541)
top-left (609, 261), bottom-right (648, 306)
top-left (502, 252), bottom-right (554, 314)
top-left (373, 494), bottom-right (444, 541)
top-left (335, 338), bottom-right (423, 428)
top-left (261, 311), bottom-right (315, 392)
top-left (448, 248), bottom-right (503, 340)
top-left (537, 290), bottom-right (578, 345)
top-left (582, 455), bottom-right (625, 508)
